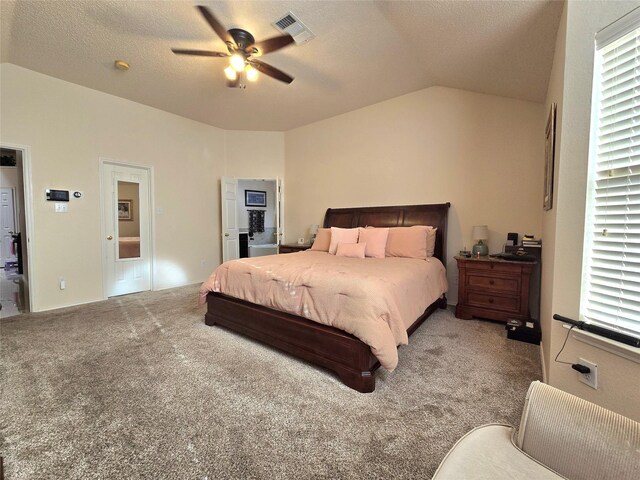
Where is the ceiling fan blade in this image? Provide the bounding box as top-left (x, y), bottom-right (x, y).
top-left (247, 34), bottom-right (294, 55)
top-left (250, 59), bottom-right (294, 84)
top-left (172, 49), bottom-right (229, 57)
top-left (196, 5), bottom-right (235, 46)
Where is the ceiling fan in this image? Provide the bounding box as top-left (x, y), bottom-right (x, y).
top-left (172, 6), bottom-right (295, 88)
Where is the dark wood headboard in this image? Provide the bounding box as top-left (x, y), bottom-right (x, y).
top-left (323, 203), bottom-right (451, 265)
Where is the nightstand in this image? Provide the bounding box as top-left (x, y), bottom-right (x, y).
top-left (279, 243), bottom-right (310, 254)
top-left (455, 256), bottom-right (535, 322)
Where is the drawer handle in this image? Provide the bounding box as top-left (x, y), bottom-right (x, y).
top-left (489, 279), bottom-right (495, 285)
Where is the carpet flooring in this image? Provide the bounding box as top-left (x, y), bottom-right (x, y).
top-left (0, 284), bottom-right (542, 479)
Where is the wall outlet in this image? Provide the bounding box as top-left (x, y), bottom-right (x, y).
top-left (59, 277), bottom-right (66, 290)
top-left (577, 357), bottom-right (598, 389)
top-left (54, 203), bottom-right (68, 213)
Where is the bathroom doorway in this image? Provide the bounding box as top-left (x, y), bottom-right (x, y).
top-left (0, 144), bottom-right (33, 316)
top-left (220, 177), bottom-right (283, 261)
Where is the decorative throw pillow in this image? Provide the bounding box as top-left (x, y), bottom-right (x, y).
top-left (426, 227), bottom-right (437, 257)
top-left (310, 228), bottom-right (331, 252)
top-left (336, 242), bottom-right (366, 258)
top-left (385, 226), bottom-right (431, 259)
top-left (358, 227), bottom-right (389, 258)
top-left (329, 227), bottom-right (359, 255)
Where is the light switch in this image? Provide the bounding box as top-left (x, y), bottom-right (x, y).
top-left (55, 203), bottom-right (68, 213)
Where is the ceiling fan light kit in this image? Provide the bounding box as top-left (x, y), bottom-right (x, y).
top-left (172, 5), bottom-right (296, 88)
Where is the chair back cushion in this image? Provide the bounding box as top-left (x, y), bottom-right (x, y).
top-left (518, 381), bottom-right (640, 480)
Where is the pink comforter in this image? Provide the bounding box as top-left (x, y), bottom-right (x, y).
top-left (199, 251), bottom-right (448, 370)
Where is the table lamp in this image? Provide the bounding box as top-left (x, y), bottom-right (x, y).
top-left (310, 224), bottom-right (319, 245)
top-left (472, 225), bottom-right (489, 256)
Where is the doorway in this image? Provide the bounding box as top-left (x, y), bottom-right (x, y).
top-left (221, 177), bottom-right (283, 262)
top-left (101, 161), bottom-right (152, 298)
top-left (0, 146), bottom-right (32, 316)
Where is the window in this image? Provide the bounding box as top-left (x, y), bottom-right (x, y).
top-left (581, 8), bottom-right (640, 340)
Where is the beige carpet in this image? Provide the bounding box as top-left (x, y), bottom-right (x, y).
top-left (0, 284), bottom-right (541, 479)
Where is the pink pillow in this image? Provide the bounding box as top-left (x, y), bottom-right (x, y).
top-left (329, 227), bottom-right (359, 255)
top-left (358, 227), bottom-right (389, 258)
top-left (426, 227), bottom-right (437, 257)
top-left (310, 228), bottom-right (331, 252)
top-left (336, 242), bottom-right (366, 258)
top-left (385, 226), bottom-right (432, 259)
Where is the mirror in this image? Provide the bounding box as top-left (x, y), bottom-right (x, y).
top-left (117, 181), bottom-right (140, 259)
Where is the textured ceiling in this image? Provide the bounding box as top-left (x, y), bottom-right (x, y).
top-left (0, 0), bottom-right (564, 131)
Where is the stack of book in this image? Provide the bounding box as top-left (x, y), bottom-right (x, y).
top-left (521, 235), bottom-right (542, 247)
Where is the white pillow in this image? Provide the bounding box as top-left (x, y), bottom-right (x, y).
top-left (329, 227), bottom-right (359, 255)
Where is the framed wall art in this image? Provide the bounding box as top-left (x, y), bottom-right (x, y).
top-left (245, 190), bottom-right (266, 207)
top-left (544, 102), bottom-right (557, 211)
top-left (118, 199), bottom-right (132, 220)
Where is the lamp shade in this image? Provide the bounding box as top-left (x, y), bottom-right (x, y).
top-left (310, 224), bottom-right (319, 235)
top-left (472, 225), bottom-right (489, 241)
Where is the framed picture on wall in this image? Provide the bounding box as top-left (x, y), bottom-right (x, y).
top-left (118, 199), bottom-right (133, 220)
top-left (543, 102), bottom-right (557, 211)
top-left (245, 190), bottom-right (267, 207)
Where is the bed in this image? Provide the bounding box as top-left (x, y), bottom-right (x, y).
top-left (202, 203), bottom-right (450, 392)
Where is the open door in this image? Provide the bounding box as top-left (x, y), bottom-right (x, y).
top-left (0, 188), bottom-right (17, 267)
top-left (276, 177), bottom-right (284, 246)
top-left (221, 177), bottom-right (239, 262)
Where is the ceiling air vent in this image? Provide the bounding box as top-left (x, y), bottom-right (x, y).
top-left (273, 11), bottom-right (315, 45)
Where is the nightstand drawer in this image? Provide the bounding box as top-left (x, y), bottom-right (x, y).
top-left (467, 274), bottom-right (519, 294)
top-left (466, 261), bottom-right (522, 273)
top-left (467, 292), bottom-right (520, 313)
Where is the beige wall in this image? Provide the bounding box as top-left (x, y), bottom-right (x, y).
top-left (540, 0), bottom-right (567, 381)
top-left (0, 64), bottom-right (284, 311)
top-left (542, 1), bottom-right (640, 421)
top-left (224, 130), bottom-right (285, 179)
top-left (285, 86), bottom-right (544, 303)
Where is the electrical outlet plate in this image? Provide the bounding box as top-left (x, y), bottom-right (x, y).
top-left (577, 357), bottom-right (598, 389)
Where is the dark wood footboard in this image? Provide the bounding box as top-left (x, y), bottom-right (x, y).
top-left (205, 292), bottom-right (444, 392)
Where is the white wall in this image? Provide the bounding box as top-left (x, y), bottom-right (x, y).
top-left (285, 86), bottom-right (544, 303)
top-left (0, 64), bottom-right (284, 311)
top-left (541, 1), bottom-right (640, 421)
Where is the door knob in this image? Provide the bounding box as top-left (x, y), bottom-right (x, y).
top-left (107, 235), bottom-right (113, 240)
top-left (224, 233), bottom-right (229, 237)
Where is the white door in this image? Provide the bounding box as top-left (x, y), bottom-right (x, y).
top-left (276, 177), bottom-right (284, 245)
top-left (102, 163), bottom-right (151, 297)
top-left (0, 188), bottom-right (17, 266)
top-left (221, 177), bottom-right (239, 262)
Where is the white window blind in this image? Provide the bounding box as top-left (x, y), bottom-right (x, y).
top-left (581, 10), bottom-right (640, 339)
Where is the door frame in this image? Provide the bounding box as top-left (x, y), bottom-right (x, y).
top-left (99, 157), bottom-right (155, 299)
top-left (0, 142), bottom-right (35, 312)
top-left (223, 177), bottom-right (284, 254)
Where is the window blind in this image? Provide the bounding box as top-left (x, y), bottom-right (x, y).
top-left (581, 11), bottom-right (640, 339)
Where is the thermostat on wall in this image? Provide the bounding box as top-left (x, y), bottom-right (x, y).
top-left (46, 189), bottom-right (69, 202)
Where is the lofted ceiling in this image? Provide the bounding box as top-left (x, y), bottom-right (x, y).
top-left (0, 0), bottom-right (564, 131)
